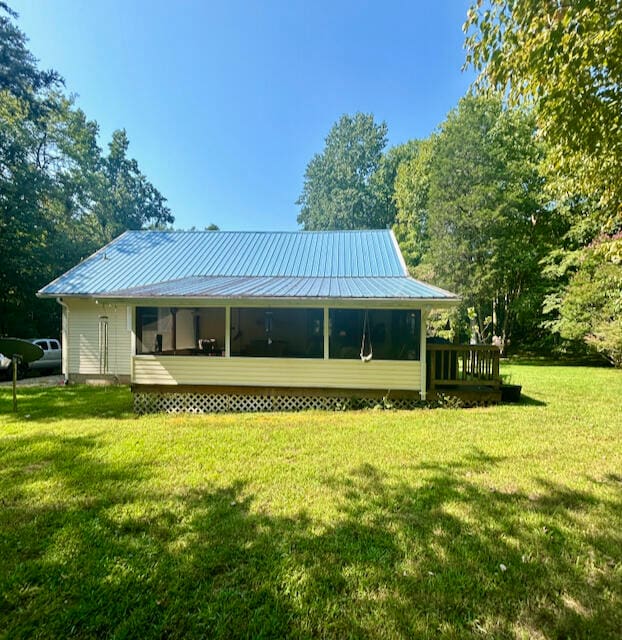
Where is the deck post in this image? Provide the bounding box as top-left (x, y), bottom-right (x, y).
top-left (420, 307), bottom-right (428, 401)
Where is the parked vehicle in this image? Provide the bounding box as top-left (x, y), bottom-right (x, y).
top-left (27, 338), bottom-right (62, 373)
top-left (0, 352), bottom-right (11, 379)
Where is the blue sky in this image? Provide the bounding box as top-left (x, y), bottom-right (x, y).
top-left (13, 0), bottom-right (475, 231)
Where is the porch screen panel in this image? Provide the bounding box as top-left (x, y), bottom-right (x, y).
top-left (136, 307), bottom-right (170, 354)
top-left (136, 307), bottom-right (225, 355)
top-left (329, 309), bottom-right (421, 360)
top-left (230, 308), bottom-right (323, 358)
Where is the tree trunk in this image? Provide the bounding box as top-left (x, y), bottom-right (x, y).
top-left (500, 294), bottom-right (510, 356)
top-left (492, 296), bottom-right (498, 343)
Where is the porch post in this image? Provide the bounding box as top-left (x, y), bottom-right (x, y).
top-left (323, 306), bottom-right (329, 360)
top-left (128, 305), bottom-right (135, 383)
top-left (61, 302), bottom-right (69, 379)
top-left (420, 307), bottom-right (429, 401)
top-left (225, 306), bottom-right (231, 357)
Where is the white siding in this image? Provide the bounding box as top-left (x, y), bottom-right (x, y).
top-left (133, 356), bottom-right (421, 391)
top-left (65, 299), bottom-right (131, 376)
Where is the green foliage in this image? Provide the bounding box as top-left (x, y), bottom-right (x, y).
top-left (0, 2), bottom-right (62, 108)
top-left (1, 365), bottom-right (622, 638)
top-left (416, 95), bottom-right (559, 347)
top-left (464, 0), bottom-right (622, 358)
top-left (464, 0), bottom-right (622, 233)
top-left (94, 129), bottom-right (173, 242)
top-left (393, 136), bottom-right (435, 267)
top-left (369, 139), bottom-right (419, 230)
top-left (558, 237), bottom-right (622, 366)
top-left (0, 6), bottom-right (173, 337)
top-left (297, 113), bottom-right (389, 229)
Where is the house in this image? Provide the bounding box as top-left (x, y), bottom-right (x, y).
top-left (38, 229), bottom-right (493, 413)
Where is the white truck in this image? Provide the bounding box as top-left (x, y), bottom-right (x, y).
top-left (27, 338), bottom-right (62, 373)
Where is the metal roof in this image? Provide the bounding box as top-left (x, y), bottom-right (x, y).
top-left (39, 229), bottom-right (458, 302)
top-left (97, 275), bottom-right (454, 300)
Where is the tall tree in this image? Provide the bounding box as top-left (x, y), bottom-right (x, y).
top-left (369, 139), bottom-right (420, 230)
top-left (392, 137), bottom-right (435, 268)
top-left (0, 2), bottom-right (61, 106)
top-left (420, 95), bottom-right (559, 348)
top-left (94, 129), bottom-right (173, 242)
top-left (0, 4), bottom-right (173, 337)
top-left (464, 0), bottom-right (622, 363)
top-left (297, 113), bottom-right (388, 230)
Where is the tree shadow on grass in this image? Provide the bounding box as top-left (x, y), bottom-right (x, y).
top-left (0, 435), bottom-right (620, 639)
top-left (0, 385), bottom-right (133, 422)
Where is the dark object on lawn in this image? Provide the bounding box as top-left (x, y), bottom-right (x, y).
top-left (501, 384), bottom-right (522, 403)
top-left (0, 338), bottom-right (44, 412)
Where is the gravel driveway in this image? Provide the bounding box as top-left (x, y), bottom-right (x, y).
top-left (0, 374), bottom-right (66, 388)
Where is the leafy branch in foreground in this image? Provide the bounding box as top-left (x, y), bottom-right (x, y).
top-left (464, 0), bottom-right (622, 230)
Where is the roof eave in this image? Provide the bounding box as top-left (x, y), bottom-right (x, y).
top-left (46, 292), bottom-right (460, 307)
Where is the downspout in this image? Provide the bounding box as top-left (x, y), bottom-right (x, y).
top-left (56, 297), bottom-right (69, 384)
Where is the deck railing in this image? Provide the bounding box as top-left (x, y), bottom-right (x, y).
top-left (427, 344), bottom-right (501, 391)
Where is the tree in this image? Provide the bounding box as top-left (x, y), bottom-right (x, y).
top-left (392, 137), bottom-right (435, 268)
top-left (297, 113), bottom-right (388, 230)
top-left (464, 0), bottom-right (622, 232)
top-left (464, 0), bottom-right (621, 362)
top-left (369, 139), bottom-right (420, 230)
top-left (0, 87), bottom-right (104, 336)
top-left (94, 129), bottom-right (173, 242)
top-left (0, 5), bottom-right (173, 337)
top-left (419, 95), bottom-right (558, 349)
top-left (0, 2), bottom-right (61, 107)
top-left (557, 236), bottom-right (622, 366)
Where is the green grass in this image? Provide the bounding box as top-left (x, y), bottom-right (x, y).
top-left (1, 364), bottom-right (621, 639)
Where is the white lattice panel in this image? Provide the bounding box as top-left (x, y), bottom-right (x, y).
top-left (133, 392), bottom-right (424, 415)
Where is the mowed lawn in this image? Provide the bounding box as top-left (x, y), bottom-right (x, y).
top-left (1, 365), bottom-right (621, 639)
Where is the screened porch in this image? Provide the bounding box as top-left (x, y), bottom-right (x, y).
top-left (134, 306), bottom-right (422, 362)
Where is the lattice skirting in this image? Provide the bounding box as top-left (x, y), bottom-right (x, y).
top-left (133, 391), bottom-right (424, 415)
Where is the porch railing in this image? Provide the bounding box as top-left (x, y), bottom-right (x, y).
top-left (427, 344), bottom-right (501, 391)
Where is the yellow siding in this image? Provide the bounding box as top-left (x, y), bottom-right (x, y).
top-left (133, 356), bottom-right (421, 391)
top-left (66, 299), bottom-right (131, 376)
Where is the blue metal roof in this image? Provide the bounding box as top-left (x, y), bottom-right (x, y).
top-left (97, 275), bottom-right (455, 300)
top-left (39, 230), bottom-right (458, 301)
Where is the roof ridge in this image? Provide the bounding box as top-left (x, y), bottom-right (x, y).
top-left (126, 229), bottom-right (392, 235)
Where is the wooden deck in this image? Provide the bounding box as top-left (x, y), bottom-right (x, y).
top-left (427, 344), bottom-right (501, 404)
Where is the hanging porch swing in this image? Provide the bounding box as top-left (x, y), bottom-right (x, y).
top-left (360, 310), bottom-right (373, 362)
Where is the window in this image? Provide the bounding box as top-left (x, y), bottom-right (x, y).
top-left (329, 309), bottom-right (421, 360)
top-left (136, 307), bottom-right (225, 355)
top-left (230, 308), bottom-right (323, 358)
top-left (35, 340), bottom-right (48, 351)
top-left (50, 340), bottom-right (60, 350)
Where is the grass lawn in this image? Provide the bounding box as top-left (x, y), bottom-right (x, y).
top-left (1, 364), bottom-right (621, 639)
